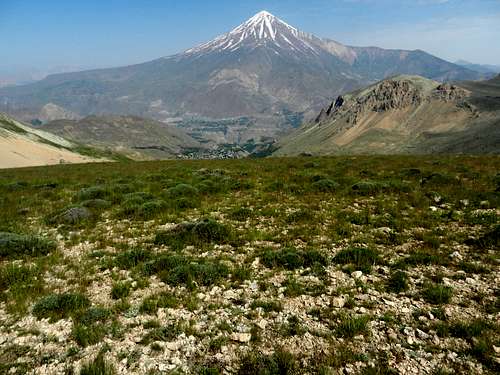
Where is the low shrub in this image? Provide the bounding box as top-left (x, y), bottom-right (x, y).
top-left (76, 186), bottom-right (111, 201)
top-left (0, 232), bottom-right (56, 258)
top-left (386, 271), bottom-right (409, 293)
top-left (286, 209), bottom-right (314, 224)
top-left (72, 323), bottom-right (106, 347)
top-left (111, 282), bottom-right (131, 300)
top-left (76, 307), bottom-right (111, 326)
top-left (336, 314), bottom-right (371, 338)
top-left (333, 247), bottom-right (379, 273)
top-left (80, 353), bottom-right (115, 375)
top-left (165, 184), bottom-right (199, 198)
top-left (81, 199), bottom-right (111, 210)
top-left (422, 283), bottom-right (453, 305)
top-left (140, 292), bottom-right (179, 314)
top-left (237, 349), bottom-right (297, 375)
top-left (250, 300), bottom-right (283, 313)
top-left (32, 293), bottom-right (90, 321)
top-left (229, 207), bottom-right (253, 221)
top-left (114, 248), bottom-right (152, 269)
top-left (154, 219), bottom-right (232, 250)
top-left (140, 324), bottom-right (183, 345)
top-left (143, 254), bottom-right (229, 289)
top-left (0, 263), bottom-right (39, 292)
top-left (351, 181), bottom-right (388, 195)
top-left (312, 179), bottom-right (339, 193)
top-left (261, 248), bottom-right (327, 270)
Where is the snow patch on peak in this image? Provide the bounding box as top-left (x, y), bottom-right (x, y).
top-left (182, 10), bottom-right (347, 59)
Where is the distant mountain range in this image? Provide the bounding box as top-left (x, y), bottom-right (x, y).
top-left (0, 11), bottom-right (484, 145)
top-left (274, 74), bottom-right (500, 156)
top-left (455, 60), bottom-right (500, 76)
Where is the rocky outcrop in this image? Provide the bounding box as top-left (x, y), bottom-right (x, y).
top-left (432, 83), bottom-right (470, 101)
top-left (275, 74), bottom-right (499, 156)
top-left (317, 76), bottom-right (472, 126)
top-left (39, 103), bottom-right (80, 122)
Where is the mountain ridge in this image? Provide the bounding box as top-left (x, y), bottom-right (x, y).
top-left (274, 74), bottom-right (500, 156)
top-left (0, 11), bottom-right (483, 145)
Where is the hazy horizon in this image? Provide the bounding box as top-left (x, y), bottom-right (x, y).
top-left (1, 0), bottom-right (499, 84)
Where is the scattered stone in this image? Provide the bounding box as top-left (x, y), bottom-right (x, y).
top-left (230, 333), bottom-right (251, 343)
top-left (352, 271), bottom-right (363, 279)
top-left (331, 297), bottom-right (346, 308)
top-left (55, 207), bottom-right (92, 224)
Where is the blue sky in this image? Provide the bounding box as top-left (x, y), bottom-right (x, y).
top-left (1, 0), bottom-right (499, 77)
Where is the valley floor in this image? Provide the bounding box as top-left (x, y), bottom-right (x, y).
top-left (0, 156), bottom-right (498, 374)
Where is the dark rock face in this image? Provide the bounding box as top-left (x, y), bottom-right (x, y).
top-left (316, 77), bottom-right (473, 126)
top-left (367, 80), bottom-right (424, 112)
top-left (433, 84), bottom-right (469, 101)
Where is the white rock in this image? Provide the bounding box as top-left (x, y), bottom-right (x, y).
top-left (159, 364), bottom-right (169, 372)
top-left (388, 332), bottom-right (398, 341)
top-left (231, 333), bottom-right (251, 343)
top-left (331, 297), bottom-right (346, 308)
top-left (416, 329), bottom-right (429, 340)
top-left (166, 342), bottom-right (179, 351)
top-left (466, 277), bottom-right (476, 285)
top-left (352, 271), bottom-right (363, 279)
top-left (256, 319), bottom-right (267, 330)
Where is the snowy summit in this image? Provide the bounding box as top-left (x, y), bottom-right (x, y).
top-left (184, 10), bottom-right (324, 56)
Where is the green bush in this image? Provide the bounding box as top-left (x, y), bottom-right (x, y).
top-left (437, 319), bottom-right (492, 340)
top-left (250, 300), bottom-right (283, 313)
top-left (140, 292), bottom-right (179, 314)
top-left (72, 323), bottom-right (106, 347)
top-left (154, 219), bottom-right (232, 250)
top-left (261, 248), bottom-right (327, 270)
top-left (280, 315), bottom-right (305, 336)
top-left (229, 207), bottom-right (253, 221)
top-left (333, 247), bottom-right (379, 273)
top-left (237, 349), bottom-right (297, 375)
top-left (351, 181), bottom-right (388, 195)
top-left (386, 271), bottom-right (409, 293)
top-left (396, 249), bottom-right (448, 268)
top-left (137, 200), bottom-right (166, 218)
top-left (114, 248), bottom-right (152, 269)
top-left (80, 352), bottom-right (115, 375)
top-left (140, 324), bottom-right (183, 344)
top-left (422, 283), bottom-right (453, 305)
top-left (76, 307), bottom-right (111, 326)
top-left (111, 282), bottom-right (131, 300)
top-left (0, 263), bottom-right (39, 292)
top-left (144, 254), bottom-right (229, 288)
top-left (76, 186), bottom-right (110, 201)
top-left (0, 232), bottom-right (56, 258)
top-left (473, 225), bottom-right (500, 249)
top-left (165, 184), bottom-right (199, 198)
top-left (32, 293), bottom-right (90, 321)
top-left (81, 199), bottom-right (111, 210)
top-left (312, 179), bottom-right (339, 192)
top-left (286, 209), bottom-right (314, 224)
top-left (336, 314), bottom-right (371, 338)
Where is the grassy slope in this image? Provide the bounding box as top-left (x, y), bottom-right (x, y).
top-left (0, 155), bottom-right (499, 374)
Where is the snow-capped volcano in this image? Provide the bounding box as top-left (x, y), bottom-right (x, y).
top-left (185, 10), bottom-right (323, 56)
top-left (0, 10), bottom-right (482, 146)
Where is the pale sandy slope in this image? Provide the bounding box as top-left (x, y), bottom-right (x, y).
top-left (0, 113), bottom-right (104, 169)
top-left (0, 135), bottom-right (98, 169)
